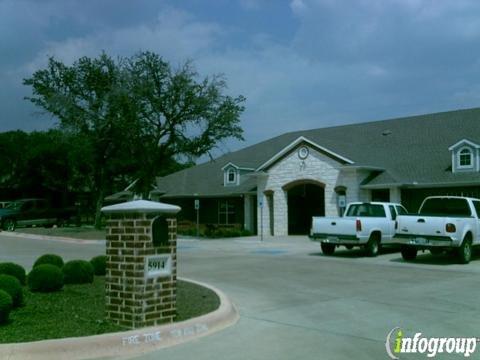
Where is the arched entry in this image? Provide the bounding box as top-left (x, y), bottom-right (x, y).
top-left (283, 180), bottom-right (325, 235)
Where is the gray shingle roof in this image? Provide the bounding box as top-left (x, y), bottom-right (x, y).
top-left (156, 107), bottom-right (480, 197)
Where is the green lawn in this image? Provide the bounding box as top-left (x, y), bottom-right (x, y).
top-left (0, 278), bottom-right (220, 343)
top-left (16, 226), bottom-right (106, 240)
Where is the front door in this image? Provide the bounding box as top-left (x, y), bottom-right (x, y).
top-left (287, 183), bottom-right (325, 235)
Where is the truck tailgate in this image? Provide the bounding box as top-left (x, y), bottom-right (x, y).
top-left (311, 217), bottom-right (357, 237)
top-left (397, 215), bottom-right (446, 237)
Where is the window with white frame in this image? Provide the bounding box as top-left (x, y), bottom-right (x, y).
top-left (218, 200), bottom-right (235, 224)
top-left (227, 168), bottom-right (237, 184)
top-left (458, 147), bottom-right (473, 168)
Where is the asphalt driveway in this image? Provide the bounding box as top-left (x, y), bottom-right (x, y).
top-left (1, 233), bottom-right (480, 359)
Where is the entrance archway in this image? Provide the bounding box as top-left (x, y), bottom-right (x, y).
top-left (283, 180), bottom-right (325, 235)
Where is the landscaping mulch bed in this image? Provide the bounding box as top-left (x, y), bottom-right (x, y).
top-left (0, 278), bottom-right (220, 343)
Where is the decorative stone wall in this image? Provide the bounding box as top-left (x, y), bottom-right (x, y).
top-left (102, 201), bottom-right (180, 329)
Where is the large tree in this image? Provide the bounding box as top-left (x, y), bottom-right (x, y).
top-left (24, 52), bottom-right (245, 228)
top-left (125, 52), bottom-right (245, 195)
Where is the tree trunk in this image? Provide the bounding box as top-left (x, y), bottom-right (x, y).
top-left (94, 168), bottom-right (106, 229)
top-left (94, 188), bottom-right (104, 229)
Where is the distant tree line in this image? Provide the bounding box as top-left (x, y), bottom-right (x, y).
top-left (9, 51), bottom-right (245, 228)
top-left (0, 129), bottom-right (192, 219)
top-left (0, 129), bottom-right (91, 204)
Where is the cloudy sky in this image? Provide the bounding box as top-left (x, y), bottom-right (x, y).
top-left (2, 0), bottom-right (480, 153)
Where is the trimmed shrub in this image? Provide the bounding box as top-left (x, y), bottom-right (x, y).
top-left (28, 264), bottom-right (64, 292)
top-left (62, 260), bottom-right (94, 284)
top-left (203, 226), bottom-right (251, 238)
top-left (0, 262), bottom-right (26, 285)
top-left (89, 255), bottom-right (107, 276)
top-left (33, 254), bottom-right (64, 269)
top-left (0, 274), bottom-right (23, 307)
top-left (0, 289), bottom-right (12, 324)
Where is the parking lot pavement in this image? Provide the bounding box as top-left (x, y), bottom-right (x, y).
top-left (2, 233), bottom-right (480, 359)
top-left (0, 232), bottom-right (104, 269)
top-left (141, 237), bottom-right (480, 360)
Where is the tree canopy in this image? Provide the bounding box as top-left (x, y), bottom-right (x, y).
top-left (0, 130), bottom-right (92, 203)
top-left (23, 51), bottom-right (245, 227)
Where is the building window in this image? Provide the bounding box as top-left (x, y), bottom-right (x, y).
top-left (458, 148), bottom-right (473, 168)
top-left (227, 168), bottom-right (236, 184)
top-left (371, 189), bottom-right (390, 202)
top-left (218, 200), bottom-right (235, 224)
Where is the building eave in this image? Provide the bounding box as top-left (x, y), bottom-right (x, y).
top-left (220, 162), bottom-right (255, 171)
top-left (341, 165), bottom-right (385, 171)
top-left (402, 180), bottom-right (480, 189)
top-left (362, 180), bottom-right (480, 189)
top-left (159, 193), bottom-right (246, 199)
top-left (360, 183), bottom-right (404, 189)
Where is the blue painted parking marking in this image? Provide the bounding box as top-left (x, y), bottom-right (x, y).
top-left (178, 244), bottom-right (198, 251)
top-left (251, 249), bottom-right (288, 255)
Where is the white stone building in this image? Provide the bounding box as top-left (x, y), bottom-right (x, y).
top-left (147, 108), bottom-right (480, 236)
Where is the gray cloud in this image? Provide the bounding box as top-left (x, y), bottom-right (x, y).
top-left (2, 0), bottom-right (480, 155)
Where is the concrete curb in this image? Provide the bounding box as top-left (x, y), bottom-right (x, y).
top-left (0, 231), bottom-right (105, 244)
top-left (0, 231), bottom-right (195, 245)
top-left (0, 278), bottom-right (239, 360)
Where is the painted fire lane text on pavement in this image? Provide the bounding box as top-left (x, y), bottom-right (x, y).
top-left (121, 323), bottom-right (209, 346)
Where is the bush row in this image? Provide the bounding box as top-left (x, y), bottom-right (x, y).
top-left (0, 254), bottom-right (107, 324)
top-left (0, 290), bottom-right (12, 324)
top-left (0, 274), bottom-right (23, 324)
top-left (179, 226), bottom-right (253, 238)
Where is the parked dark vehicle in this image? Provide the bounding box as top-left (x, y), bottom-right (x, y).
top-left (0, 199), bottom-right (76, 231)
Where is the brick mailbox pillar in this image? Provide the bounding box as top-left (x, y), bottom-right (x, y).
top-left (101, 200), bottom-right (181, 329)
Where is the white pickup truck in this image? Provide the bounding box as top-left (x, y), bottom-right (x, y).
top-left (395, 196), bottom-right (480, 264)
top-left (310, 202), bottom-right (408, 257)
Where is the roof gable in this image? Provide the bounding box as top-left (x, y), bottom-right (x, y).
top-left (220, 162), bottom-right (255, 171)
top-left (256, 136), bottom-right (354, 171)
top-left (448, 139), bottom-right (480, 151)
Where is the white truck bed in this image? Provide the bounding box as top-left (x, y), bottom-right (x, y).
top-left (394, 196), bottom-right (480, 264)
top-left (310, 202), bottom-right (407, 257)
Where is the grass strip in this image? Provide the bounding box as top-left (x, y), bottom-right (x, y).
top-left (0, 278), bottom-right (220, 343)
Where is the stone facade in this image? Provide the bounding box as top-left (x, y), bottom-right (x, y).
top-left (104, 212), bottom-right (177, 328)
top-left (256, 144), bottom-right (375, 236)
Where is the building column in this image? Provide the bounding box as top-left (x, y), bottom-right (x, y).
top-left (244, 195), bottom-right (253, 232)
top-left (257, 177), bottom-right (274, 237)
top-left (273, 190), bottom-right (288, 236)
top-left (390, 187), bottom-right (402, 203)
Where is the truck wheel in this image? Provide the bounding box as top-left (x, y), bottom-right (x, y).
top-left (365, 235), bottom-right (380, 257)
top-left (401, 246), bottom-right (417, 261)
top-left (3, 219), bottom-right (16, 231)
top-left (457, 236), bottom-right (472, 264)
top-left (345, 245), bottom-right (354, 250)
top-left (321, 243), bottom-right (335, 255)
